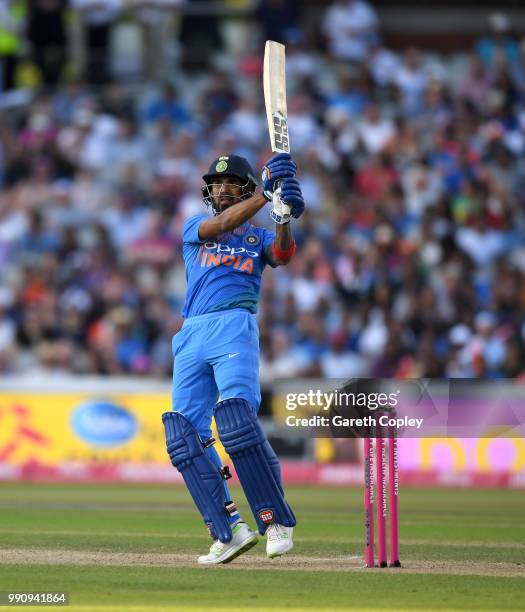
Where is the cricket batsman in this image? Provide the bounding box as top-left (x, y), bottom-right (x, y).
top-left (162, 152), bottom-right (304, 564)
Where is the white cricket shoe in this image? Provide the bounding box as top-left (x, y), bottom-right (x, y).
top-left (266, 524), bottom-right (293, 558)
top-left (197, 522), bottom-right (258, 565)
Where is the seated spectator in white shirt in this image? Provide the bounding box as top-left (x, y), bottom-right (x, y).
top-left (395, 47), bottom-right (428, 115)
top-left (321, 331), bottom-right (368, 378)
top-left (322, 0), bottom-right (379, 62)
top-left (367, 43), bottom-right (401, 88)
top-left (357, 102), bottom-right (396, 154)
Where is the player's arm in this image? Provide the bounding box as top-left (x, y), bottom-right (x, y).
top-left (197, 193), bottom-right (268, 240)
top-left (265, 176), bottom-right (304, 267)
top-left (198, 153), bottom-right (296, 240)
top-left (265, 222), bottom-right (296, 267)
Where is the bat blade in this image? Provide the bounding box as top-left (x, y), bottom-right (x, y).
top-left (263, 40), bottom-right (290, 154)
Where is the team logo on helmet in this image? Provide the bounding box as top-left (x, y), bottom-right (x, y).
top-left (215, 160), bottom-right (228, 172)
top-left (245, 234), bottom-right (259, 246)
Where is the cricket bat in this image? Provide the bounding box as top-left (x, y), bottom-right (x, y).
top-left (263, 40), bottom-right (290, 223)
top-left (263, 40), bottom-right (289, 154)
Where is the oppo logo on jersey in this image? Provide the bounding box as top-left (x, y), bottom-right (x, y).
top-left (204, 242), bottom-right (259, 258)
top-left (201, 241), bottom-right (257, 274)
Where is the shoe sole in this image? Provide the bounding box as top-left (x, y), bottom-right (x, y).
top-left (267, 540), bottom-right (294, 559)
top-left (198, 534), bottom-right (259, 565)
top-left (221, 534), bottom-right (259, 564)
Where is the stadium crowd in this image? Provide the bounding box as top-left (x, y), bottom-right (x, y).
top-left (1, 1), bottom-right (525, 381)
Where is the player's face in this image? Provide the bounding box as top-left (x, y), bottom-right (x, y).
top-left (211, 177), bottom-right (243, 212)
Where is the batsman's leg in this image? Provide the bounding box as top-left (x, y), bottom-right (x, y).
top-left (209, 311), bottom-right (296, 557)
top-left (168, 323), bottom-right (258, 563)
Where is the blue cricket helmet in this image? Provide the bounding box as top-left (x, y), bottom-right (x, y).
top-left (202, 154), bottom-right (258, 213)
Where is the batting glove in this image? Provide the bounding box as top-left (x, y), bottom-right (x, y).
top-left (270, 187), bottom-right (291, 224)
top-left (261, 153), bottom-right (297, 200)
top-left (280, 177), bottom-right (305, 219)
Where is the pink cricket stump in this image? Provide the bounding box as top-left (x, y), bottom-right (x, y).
top-left (388, 433), bottom-right (401, 567)
top-left (363, 437), bottom-right (375, 568)
top-left (376, 435), bottom-right (387, 567)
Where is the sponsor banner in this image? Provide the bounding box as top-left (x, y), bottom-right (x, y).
top-left (0, 392), bottom-right (523, 488)
top-left (0, 460), bottom-right (522, 489)
top-left (0, 392), bottom-right (172, 468)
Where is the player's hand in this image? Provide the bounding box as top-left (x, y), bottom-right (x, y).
top-left (261, 153), bottom-right (297, 200)
top-left (269, 187), bottom-right (291, 224)
top-left (280, 177), bottom-right (305, 219)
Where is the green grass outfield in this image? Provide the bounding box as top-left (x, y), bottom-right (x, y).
top-left (0, 483), bottom-right (523, 611)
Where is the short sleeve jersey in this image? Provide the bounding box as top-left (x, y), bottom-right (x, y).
top-left (181, 214), bottom-right (276, 318)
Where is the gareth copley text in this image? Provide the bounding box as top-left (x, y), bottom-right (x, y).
top-left (286, 414), bottom-right (424, 429)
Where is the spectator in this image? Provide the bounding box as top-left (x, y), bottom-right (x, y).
top-left (326, 69), bottom-right (371, 119)
top-left (320, 331), bottom-right (368, 377)
top-left (511, 40), bottom-right (525, 96)
top-left (476, 12), bottom-right (520, 69)
top-left (254, 0), bottom-right (301, 45)
top-left (131, 0), bottom-right (182, 79)
top-left (178, 0), bottom-right (223, 71)
top-left (143, 82), bottom-right (192, 127)
top-left (322, 0), bottom-right (379, 63)
top-left (283, 28), bottom-right (319, 90)
top-left (224, 95), bottom-right (265, 150)
top-left (395, 48), bottom-right (428, 115)
top-left (457, 55), bottom-right (491, 113)
top-left (445, 324), bottom-right (474, 377)
top-left (72, 0), bottom-right (122, 84)
top-left (198, 70), bottom-right (239, 127)
top-left (0, 287), bottom-right (16, 373)
top-left (27, 0), bottom-right (67, 87)
top-left (455, 214), bottom-right (507, 268)
top-left (357, 102), bottom-right (396, 154)
top-left (287, 93), bottom-right (322, 152)
top-left (367, 43), bottom-right (400, 88)
top-left (0, 0), bottom-right (25, 91)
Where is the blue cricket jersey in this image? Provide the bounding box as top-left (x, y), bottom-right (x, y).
top-left (181, 214), bottom-right (276, 318)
